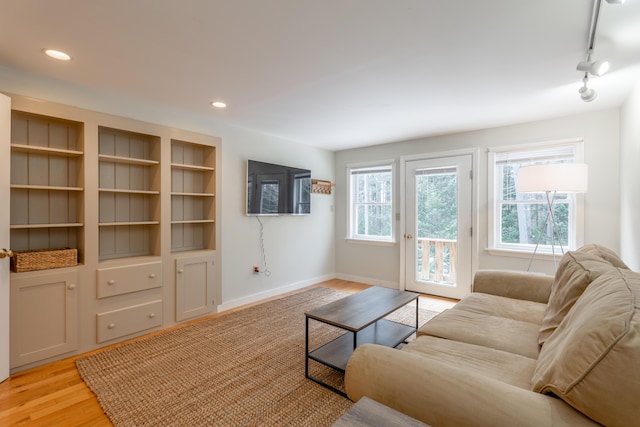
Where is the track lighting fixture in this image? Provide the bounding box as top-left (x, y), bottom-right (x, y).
top-left (575, 0), bottom-right (625, 102)
top-left (579, 75), bottom-right (597, 102)
top-left (576, 51), bottom-right (610, 76)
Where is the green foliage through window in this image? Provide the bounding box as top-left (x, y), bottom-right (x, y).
top-left (492, 143), bottom-right (579, 252)
top-left (349, 165), bottom-right (393, 240)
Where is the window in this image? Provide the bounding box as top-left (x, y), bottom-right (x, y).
top-left (488, 141), bottom-right (584, 254)
top-left (259, 180), bottom-right (279, 214)
top-left (293, 173), bottom-right (310, 214)
top-left (347, 163), bottom-right (394, 242)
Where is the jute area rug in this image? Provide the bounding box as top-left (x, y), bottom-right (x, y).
top-left (76, 287), bottom-right (438, 426)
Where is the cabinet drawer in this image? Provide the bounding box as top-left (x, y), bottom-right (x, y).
top-left (97, 261), bottom-right (162, 298)
top-left (96, 300), bottom-right (163, 343)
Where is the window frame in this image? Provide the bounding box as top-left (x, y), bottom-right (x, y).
top-left (487, 139), bottom-right (585, 256)
top-left (346, 160), bottom-right (396, 245)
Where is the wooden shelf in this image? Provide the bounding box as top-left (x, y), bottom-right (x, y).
top-left (99, 188), bottom-right (160, 195)
top-left (11, 223), bottom-right (84, 229)
top-left (170, 163), bottom-right (215, 172)
top-left (98, 154), bottom-right (159, 166)
top-left (171, 220), bottom-right (215, 224)
top-left (171, 192), bottom-right (215, 197)
top-left (11, 143), bottom-right (83, 157)
top-left (11, 184), bottom-right (83, 192)
top-left (99, 221), bottom-right (160, 227)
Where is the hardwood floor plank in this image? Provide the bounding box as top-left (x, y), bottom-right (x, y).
top-left (0, 280), bottom-right (456, 426)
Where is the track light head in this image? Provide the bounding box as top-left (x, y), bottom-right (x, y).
top-left (579, 86), bottom-right (597, 102)
top-left (579, 77), bottom-right (597, 102)
top-left (576, 59), bottom-right (610, 76)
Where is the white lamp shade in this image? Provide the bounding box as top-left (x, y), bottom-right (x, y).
top-left (517, 163), bottom-right (588, 193)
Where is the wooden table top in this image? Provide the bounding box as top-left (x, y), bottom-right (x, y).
top-left (305, 286), bottom-right (418, 332)
top-left (332, 397), bottom-right (431, 427)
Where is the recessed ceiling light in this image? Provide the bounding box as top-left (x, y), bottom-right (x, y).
top-left (210, 101), bottom-right (227, 109)
top-left (43, 49), bottom-right (71, 61)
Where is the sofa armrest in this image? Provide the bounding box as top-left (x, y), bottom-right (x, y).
top-left (472, 269), bottom-right (553, 303)
top-left (345, 344), bottom-right (598, 427)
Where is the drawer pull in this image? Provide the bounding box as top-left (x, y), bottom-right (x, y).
top-left (149, 273), bottom-right (156, 279)
top-left (108, 279), bottom-right (115, 285)
top-left (68, 283), bottom-right (76, 290)
top-left (178, 268), bottom-right (184, 274)
top-left (149, 313), bottom-right (156, 319)
top-left (108, 323), bottom-right (116, 329)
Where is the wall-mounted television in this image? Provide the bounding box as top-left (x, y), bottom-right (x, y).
top-left (246, 160), bottom-right (311, 215)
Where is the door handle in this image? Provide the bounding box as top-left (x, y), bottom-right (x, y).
top-left (0, 248), bottom-right (13, 259)
top-left (405, 234), bottom-right (413, 240)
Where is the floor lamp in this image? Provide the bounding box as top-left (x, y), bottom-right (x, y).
top-left (517, 163), bottom-right (588, 271)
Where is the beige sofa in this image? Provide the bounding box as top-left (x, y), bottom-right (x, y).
top-left (344, 244), bottom-right (640, 427)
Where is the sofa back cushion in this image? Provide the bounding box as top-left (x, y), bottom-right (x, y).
top-left (576, 243), bottom-right (629, 269)
top-left (531, 268), bottom-right (640, 427)
top-left (538, 251), bottom-right (615, 345)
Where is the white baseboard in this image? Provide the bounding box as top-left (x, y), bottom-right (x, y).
top-left (335, 273), bottom-right (400, 290)
top-left (216, 273), bottom-right (335, 312)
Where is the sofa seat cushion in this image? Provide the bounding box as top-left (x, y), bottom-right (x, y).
top-left (453, 292), bottom-right (547, 325)
top-left (538, 250), bottom-right (618, 345)
top-left (403, 336), bottom-right (537, 390)
top-left (532, 268), bottom-right (640, 427)
top-left (418, 309), bottom-right (541, 358)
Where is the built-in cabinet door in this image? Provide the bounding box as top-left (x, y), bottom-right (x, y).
top-left (0, 94), bottom-right (11, 381)
top-left (175, 254), bottom-right (215, 321)
top-left (10, 269), bottom-right (78, 368)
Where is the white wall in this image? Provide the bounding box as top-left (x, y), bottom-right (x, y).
top-left (620, 81), bottom-right (640, 270)
top-left (335, 110), bottom-right (621, 286)
top-left (0, 65), bottom-right (336, 309)
top-left (217, 127), bottom-right (335, 308)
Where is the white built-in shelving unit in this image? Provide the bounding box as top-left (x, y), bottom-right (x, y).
top-left (171, 139), bottom-right (216, 252)
top-left (98, 127), bottom-right (160, 260)
top-left (4, 94), bottom-right (221, 373)
top-left (9, 111), bottom-right (84, 260)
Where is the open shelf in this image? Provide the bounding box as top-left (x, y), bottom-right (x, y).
top-left (99, 188), bottom-right (160, 195)
top-left (308, 319), bottom-right (416, 371)
top-left (170, 162), bottom-right (215, 172)
top-left (11, 223), bottom-right (83, 229)
top-left (11, 143), bottom-right (83, 157)
top-left (12, 184), bottom-right (83, 191)
top-left (10, 111), bottom-right (85, 263)
top-left (171, 192), bottom-right (215, 197)
top-left (99, 154), bottom-right (160, 166)
top-left (98, 127), bottom-right (160, 260)
top-left (171, 140), bottom-right (216, 252)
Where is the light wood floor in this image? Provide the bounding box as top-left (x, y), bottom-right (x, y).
top-left (0, 279), bottom-right (456, 426)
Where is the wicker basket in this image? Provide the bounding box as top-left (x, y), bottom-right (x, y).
top-left (10, 248), bottom-right (78, 273)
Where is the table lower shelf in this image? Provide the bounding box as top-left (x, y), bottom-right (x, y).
top-left (308, 319), bottom-right (416, 372)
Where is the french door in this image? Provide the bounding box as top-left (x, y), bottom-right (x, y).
top-left (404, 154), bottom-right (473, 299)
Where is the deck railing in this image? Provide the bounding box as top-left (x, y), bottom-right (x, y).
top-left (417, 238), bottom-right (457, 283)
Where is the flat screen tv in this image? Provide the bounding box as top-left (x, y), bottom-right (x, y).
top-left (246, 160), bottom-right (311, 215)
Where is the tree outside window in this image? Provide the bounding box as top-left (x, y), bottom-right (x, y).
top-left (490, 143), bottom-right (582, 253)
top-left (348, 164), bottom-right (393, 241)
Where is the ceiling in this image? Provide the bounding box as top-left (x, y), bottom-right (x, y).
top-left (1, 0), bottom-right (640, 151)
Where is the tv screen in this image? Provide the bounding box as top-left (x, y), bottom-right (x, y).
top-left (246, 160), bottom-right (311, 215)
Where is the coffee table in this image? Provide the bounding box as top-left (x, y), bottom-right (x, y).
top-left (305, 286), bottom-right (419, 396)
